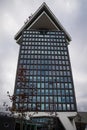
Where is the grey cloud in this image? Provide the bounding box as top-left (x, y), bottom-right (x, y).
top-left (0, 0), bottom-right (87, 111)
top-left (67, 0), bottom-right (87, 112)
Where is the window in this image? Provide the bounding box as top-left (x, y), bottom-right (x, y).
top-left (67, 104), bottom-right (70, 110)
top-left (66, 90), bottom-right (69, 95)
top-left (33, 97), bottom-right (36, 102)
top-left (70, 90), bottom-right (73, 95)
top-left (57, 90), bottom-right (60, 95)
top-left (37, 83), bottom-right (40, 88)
top-left (46, 97), bottom-right (49, 102)
top-left (45, 89), bottom-right (48, 95)
top-left (41, 96), bottom-right (44, 102)
top-left (61, 90), bottom-right (65, 95)
top-left (63, 104), bottom-right (66, 110)
top-left (37, 96), bottom-right (40, 102)
top-left (41, 90), bottom-right (44, 95)
top-left (70, 97), bottom-right (74, 102)
top-left (66, 97), bottom-right (70, 103)
top-left (62, 97), bottom-right (65, 103)
top-left (49, 90), bottom-right (52, 95)
top-left (46, 104), bottom-right (49, 110)
top-left (68, 83), bottom-right (72, 88)
top-left (16, 89), bottom-right (20, 94)
top-left (58, 104), bottom-right (62, 110)
top-left (37, 89), bottom-right (40, 95)
top-left (58, 97), bottom-right (61, 102)
top-left (50, 104), bottom-right (54, 110)
top-left (71, 104), bottom-right (75, 110)
top-left (41, 104), bottom-right (44, 110)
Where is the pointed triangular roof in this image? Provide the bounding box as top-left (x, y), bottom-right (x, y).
top-left (14, 2), bottom-right (71, 42)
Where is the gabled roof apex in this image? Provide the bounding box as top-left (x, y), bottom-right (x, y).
top-left (14, 3), bottom-right (71, 42)
top-left (38, 2), bottom-right (48, 8)
top-left (40, 2), bottom-right (47, 6)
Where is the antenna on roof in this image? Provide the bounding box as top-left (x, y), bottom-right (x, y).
top-left (24, 13), bottom-right (33, 24)
top-left (24, 19), bottom-right (28, 24)
top-left (28, 13), bottom-right (33, 19)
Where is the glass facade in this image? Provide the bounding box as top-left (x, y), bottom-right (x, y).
top-left (14, 30), bottom-right (76, 112)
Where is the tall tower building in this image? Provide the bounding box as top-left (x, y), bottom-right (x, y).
top-left (14, 3), bottom-right (77, 130)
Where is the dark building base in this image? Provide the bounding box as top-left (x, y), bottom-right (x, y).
top-left (0, 113), bottom-right (15, 130)
top-left (15, 117), bottom-right (65, 130)
top-left (0, 112), bottom-right (87, 130)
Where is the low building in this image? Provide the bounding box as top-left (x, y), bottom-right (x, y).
top-left (75, 112), bottom-right (87, 130)
top-left (0, 111), bottom-right (87, 130)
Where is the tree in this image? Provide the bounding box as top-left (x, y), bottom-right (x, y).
top-left (7, 65), bottom-right (38, 130)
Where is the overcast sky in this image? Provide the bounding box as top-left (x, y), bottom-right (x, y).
top-left (0, 0), bottom-right (87, 112)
